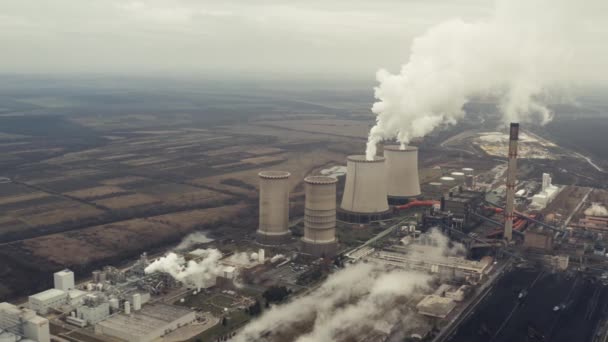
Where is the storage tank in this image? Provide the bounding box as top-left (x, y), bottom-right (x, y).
top-left (465, 174), bottom-right (474, 189)
top-left (132, 293), bottom-right (141, 311)
top-left (450, 172), bottom-right (466, 186)
top-left (427, 182), bottom-right (443, 199)
top-left (440, 176), bottom-right (456, 194)
top-left (124, 301), bottom-right (130, 314)
top-left (462, 167), bottom-right (474, 175)
top-left (256, 171), bottom-right (291, 245)
top-left (109, 298), bottom-right (119, 310)
top-left (339, 155), bottom-right (390, 223)
top-left (384, 145), bottom-right (421, 204)
top-left (302, 176), bottom-right (338, 257)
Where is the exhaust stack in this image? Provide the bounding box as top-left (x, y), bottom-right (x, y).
top-left (504, 123), bottom-right (519, 242)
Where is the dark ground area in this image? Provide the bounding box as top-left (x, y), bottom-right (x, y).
top-left (448, 268), bottom-right (608, 342)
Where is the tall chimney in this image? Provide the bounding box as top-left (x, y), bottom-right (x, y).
top-left (504, 123), bottom-right (519, 241)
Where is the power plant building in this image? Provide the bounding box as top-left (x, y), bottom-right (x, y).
top-left (95, 303), bottom-right (195, 342)
top-left (0, 302), bottom-right (50, 342)
top-left (256, 171), bottom-right (291, 245)
top-left (28, 289), bottom-right (67, 314)
top-left (302, 176), bottom-right (338, 257)
top-left (53, 269), bottom-right (75, 292)
top-left (339, 155), bottom-right (390, 223)
top-left (384, 145), bottom-right (421, 204)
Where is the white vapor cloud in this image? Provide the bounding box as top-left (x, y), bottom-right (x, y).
top-left (585, 203), bottom-right (608, 217)
top-left (145, 249), bottom-right (223, 289)
top-left (366, 0), bottom-right (608, 159)
top-left (234, 228), bottom-right (462, 341)
top-left (175, 231), bottom-right (214, 250)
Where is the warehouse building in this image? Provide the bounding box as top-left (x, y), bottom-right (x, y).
top-left (28, 289), bottom-right (67, 314)
top-left (95, 303), bottom-right (195, 342)
top-left (53, 269), bottom-right (75, 292)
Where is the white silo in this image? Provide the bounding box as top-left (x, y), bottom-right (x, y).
top-left (450, 172), bottom-right (466, 186)
top-left (132, 293), bottom-right (141, 311)
top-left (440, 176), bottom-right (456, 195)
top-left (339, 155), bottom-right (390, 223)
top-left (256, 171), bottom-right (291, 245)
top-left (124, 301), bottom-right (130, 314)
top-left (384, 145), bottom-right (421, 204)
top-left (302, 176), bottom-right (338, 257)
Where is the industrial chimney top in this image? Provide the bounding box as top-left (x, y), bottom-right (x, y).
top-left (347, 155), bottom-right (385, 163)
top-left (304, 176), bottom-right (338, 185)
top-left (258, 171), bottom-right (291, 179)
top-left (383, 145), bottom-right (418, 152)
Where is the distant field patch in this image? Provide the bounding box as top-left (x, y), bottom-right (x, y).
top-left (94, 193), bottom-right (160, 210)
top-left (100, 176), bottom-right (147, 185)
top-left (241, 155), bottom-right (286, 165)
top-left (65, 186), bottom-right (125, 199)
top-left (0, 192), bottom-right (50, 206)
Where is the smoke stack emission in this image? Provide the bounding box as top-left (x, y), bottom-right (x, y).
top-left (504, 122), bottom-right (519, 241)
top-left (363, 0), bottom-right (606, 159)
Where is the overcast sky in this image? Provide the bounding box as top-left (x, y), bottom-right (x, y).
top-left (0, 0), bottom-right (495, 78)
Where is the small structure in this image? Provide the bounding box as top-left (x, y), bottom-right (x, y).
top-left (416, 295), bottom-right (457, 319)
top-left (54, 269), bottom-right (75, 291)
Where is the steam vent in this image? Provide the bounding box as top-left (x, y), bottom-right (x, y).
top-left (302, 176), bottom-right (338, 257)
top-left (338, 155), bottom-right (390, 223)
top-left (384, 145), bottom-right (421, 204)
top-left (256, 171), bottom-right (291, 245)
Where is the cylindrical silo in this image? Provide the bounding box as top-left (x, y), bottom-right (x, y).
top-left (256, 171), bottom-right (291, 245)
top-left (440, 176), bottom-right (456, 195)
top-left (427, 182), bottom-right (443, 199)
top-left (462, 167), bottom-right (474, 176)
top-left (384, 145), bottom-right (421, 204)
top-left (124, 301), bottom-right (131, 314)
top-left (132, 293), bottom-right (141, 311)
top-left (339, 155), bottom-right (390, 223)
top-left (302, 176), bottom-right (338, 257)
top-left (450, 172), bottom-right (465, 186)
top-left (465, 174), bottom-right (474, 189)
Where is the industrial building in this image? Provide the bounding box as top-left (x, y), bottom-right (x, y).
top-left (440, 190), bottom-right (485, 228)
top-left (0, 302), bottom-right (50, 342)
top-left (76, 295), bottom-right (110, 325)
top-left (531, 173), bottom-right (561, 209)
top-left (53, 269), bottom-right (75, 292)
top-left (28, 289), bottom-right (67, 315)
top-left (301, 176), bottom-right (338, 257)
top-left (95, 303), bottom-right (195, 342)
top-left (339, 155), bottom-right (390, 223)
top-left (256, 171), bottom-right (292, 245)
top-left (416, 295), bottom-right (457, 319)
top-left (384, 145), bottom-right (421, 204)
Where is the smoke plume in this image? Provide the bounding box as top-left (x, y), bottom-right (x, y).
top-left (175, 231), bottom-right (214, 250)
top-left (235, 229), bottom-right (462, 341)
top-left (585, 203), bottom-right (608, 217)
top-left (366, 0), bottom-right (604, 159)
top-left (145, 249), bottom-right (223, 289)
top-left (234, 263), bottom-right (431, 342)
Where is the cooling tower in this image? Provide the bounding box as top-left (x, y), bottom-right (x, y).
top-left (440, 176), bottom-right (456, 195)
top-left (256, 171), bottom-right (291, 245)
top-left (384, 145), bottom-right (421, 204)
top-left (301, 176), bottom-right (338, 257)
top-left (339, 155), bottom-right (390, 223)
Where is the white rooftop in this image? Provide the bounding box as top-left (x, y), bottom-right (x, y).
top-left (30, 288), bottom-right (65, 301)
top-left (55, 269), bottom-right (73, 276)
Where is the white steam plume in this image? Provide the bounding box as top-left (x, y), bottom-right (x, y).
top-left (366, 0), bottom-right (605, 159)
top-left (145, 249), bottom-right (223, 289)
top-left (234, 263), bottom-right (431, 342)
top-left (175, 231), bottom-right (214, 250)
top-left (585, 203), bottom-right (608, 217)
top-left (234, 228), bottom-right (466, 341)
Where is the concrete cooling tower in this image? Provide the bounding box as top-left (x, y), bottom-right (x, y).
top-left (384, 145), bottom-right (421, 204)
top-left (256, 171), bottom-right (291, 245)
top-left (339, 155), bottom-right (390, 223)
top-left (301, 176), bottom-right (338, 257)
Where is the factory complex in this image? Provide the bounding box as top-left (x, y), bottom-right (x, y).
top-left (4, 122), bottom-right (608, 342)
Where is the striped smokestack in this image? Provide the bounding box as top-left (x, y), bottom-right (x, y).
top-left (504, 123), bottom-right (519, 241)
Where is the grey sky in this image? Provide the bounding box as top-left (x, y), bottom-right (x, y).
top-left (0, 0), bottom-right (493, 77)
